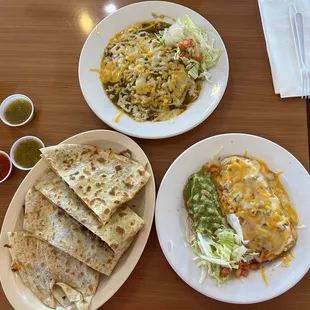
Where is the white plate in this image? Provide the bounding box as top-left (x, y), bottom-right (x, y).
top-left (78, 1), bottom-right (229, 139)
top-left (155, 133), bottom-right (310, 304)
top-left (0, 130), bottom-right (156, 310)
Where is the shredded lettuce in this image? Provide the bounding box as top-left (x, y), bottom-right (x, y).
top-left (187, 218), bottom-right (258, 284)
top-left (158, 15), bottom-right (222, 80)
top-left (226, 214), bottom-right (248, 244)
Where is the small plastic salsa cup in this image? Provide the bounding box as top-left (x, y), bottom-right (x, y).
top-left (10, 136), bottom-right (44, 171)
top-left (0, 94), bottom-right (34, 127)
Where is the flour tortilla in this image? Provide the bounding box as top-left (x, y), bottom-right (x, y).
top-left (40, 145), bottom-right (150, 225)
top-left (35, 169), bottom-right (145, 254)
top-left (99, 205), bottom-right (145, 254)
top-left (23, 188), bottom-right (119, 275)
top-left (7, 231), bottom-right (99, 309)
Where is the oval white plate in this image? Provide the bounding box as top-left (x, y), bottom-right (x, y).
top-left (0, 130), bottom-right (156, 310)
top-left (155, 133), bottom-right (310, 304)
top-left (79, 1), bottom-right (229, 139)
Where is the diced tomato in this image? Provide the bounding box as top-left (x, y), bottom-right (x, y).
top-left (235, 265), bottom-right (242, 278)
top-left (180, 51), bottom-right (189, 58)
top-left (177, 42), bottom-right (186, 51)
top-left (193, 53), bottom-right (202, 61)
top-left (241, 268), bottom-right (249, 277)
top-left (235, 262), bottom-right (251, 278)
top-left (242, 262), bottom-right (250, 271)
top-left (250, 262), bottom-right (261, 270)
top-left (183, 38), bottom-right (194, 48)
top-left (220, 268), bottom-right (231, 277)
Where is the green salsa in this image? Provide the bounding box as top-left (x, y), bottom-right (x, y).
top-left (183, 169), bottom-right (226, 237)
top-left (4, 99), bottom-right (32, 125)
top-left (14, 139), bottom-right (42, 168)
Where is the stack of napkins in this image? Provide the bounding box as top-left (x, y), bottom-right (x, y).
top-left (258, 0), bottom-right (310, 98)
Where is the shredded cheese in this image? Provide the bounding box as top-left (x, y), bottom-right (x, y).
top-left (281, 256), bottom-right (291, 266)
top-left (114, 110), bottom-right (124, 123)
top-left (209, 156), bottom-right (298, 262)
top-left (262, 266), bottom-right (269, 286)
top-left (95, 25), bottom-right (100, 35)
top-left (289, 250), bottom-right (296, 259)
top-left (89, 68), bottom-right (100, 73)
top-left (99, 21), bottom-right (201, 122)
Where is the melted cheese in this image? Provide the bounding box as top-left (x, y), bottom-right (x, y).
top-left (210, 156), bottom-right (298, 262)
top-left (100, 21), bottom-right (201, 122)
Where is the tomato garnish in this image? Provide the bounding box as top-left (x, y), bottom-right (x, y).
top-left (220, 268), bottom-right (231, 277)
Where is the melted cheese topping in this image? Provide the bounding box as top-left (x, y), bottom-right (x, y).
top-left (209, 156), bottom-right (298, 262)
top-left (100, 21), bottom-right (201, 122)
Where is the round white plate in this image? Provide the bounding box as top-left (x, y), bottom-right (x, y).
top-left (0, 130), bottom-right (156, 310)
top-left (78, 1), bottom-right (229, 139)
top-left (155, 133), bottom-right (310, 304)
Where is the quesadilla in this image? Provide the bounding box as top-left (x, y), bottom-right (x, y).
top-left (7, 231), bottom-right (99, 309)
top-left (40, 144), bottom-right (150, 225)
top-left (35, 169), bottom-right (145, 254)
top-left (24, 188), bottom-right (118, 275)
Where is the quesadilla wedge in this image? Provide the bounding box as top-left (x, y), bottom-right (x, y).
top-left (35, 169), bottom-right (145, 254)
top-left (7, 231), bottom-right (99, 310)
top-left (40, 144), bottom-right (150, 225)
top-left (24, 188), bottom-right (119, 275)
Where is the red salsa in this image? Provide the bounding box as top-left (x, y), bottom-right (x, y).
top-left (0, 153), bottom-right (11, 181)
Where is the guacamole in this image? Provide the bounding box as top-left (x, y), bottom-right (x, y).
top-left (183, 169), bottom-right (225, 238)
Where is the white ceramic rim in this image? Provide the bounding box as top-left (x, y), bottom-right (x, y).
top-left (0, 129), bottom-right (156, 310)
top-left (10, 136), bottom-right (45, 171)
top-left (0, 151), bottom-right (13, 184)
top-left (0, 94), bottom-right (34, 127)
top-left (155, 133), bottom-right (310, 304)
top-left (78, 1), bottom-right (229, 139)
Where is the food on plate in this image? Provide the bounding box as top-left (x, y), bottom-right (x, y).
top-left (35, 169), bottom-right (145, 254)
top-left (3, 98), bottom-right (32, 125)
top-left (7, 231), bottom-right (99, 310)
top-left (214, 156), bottom-right (298, 262)
top-left (184, 169), bottom-right (257, 283)
top-left (5, 141), bottom-right (150, 309)
top-left (13, 138), bottom-right (43, 169)
top-left (184, 155), bottom-right (299, 283)
top-left (98, 205), bottom-right (144, 254)
top-left (40, 144), bottom-right (150, 225)
top-left (23, 188), bottom-right (119, 275)
top-left (100, 15), bottom-right (221, 122)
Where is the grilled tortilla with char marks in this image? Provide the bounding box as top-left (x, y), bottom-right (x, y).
top-left (7, 231), bottom-right (99, 310)
top-left (40, 144), bottom-right (150, 225)
top-left (35, 169), bottom-right (145, 254)
top-left (23, 188), bottom-right (119, 275)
